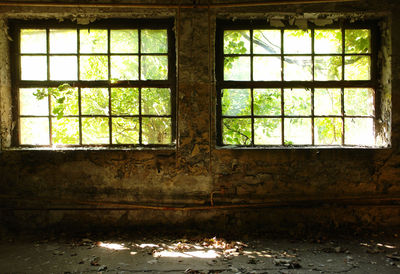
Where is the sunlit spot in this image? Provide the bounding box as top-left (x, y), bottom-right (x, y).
top-left (130, 251), bottom-right (137, 255)
top-left (377, 243), bottom-right (396, 249)
top-left (138, 243), bottom-right (159, 248)
top-left (154, 250), bottom-right (220, 259)
top-left (99, 242), bottom-right (129, 250)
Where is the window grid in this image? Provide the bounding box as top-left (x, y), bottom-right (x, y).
top-left (11, 19), bottom-right (176, 147)
top-left (216, 20), bottom-right (378, 147)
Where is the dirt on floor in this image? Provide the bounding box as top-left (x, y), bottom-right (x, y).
top-left (0, 231), bottom-right (400, 273)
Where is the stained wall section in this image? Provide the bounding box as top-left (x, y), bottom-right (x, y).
top-left (0, 0), bottom-right (399, 233)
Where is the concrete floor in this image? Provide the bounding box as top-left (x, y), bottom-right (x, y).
top-left (0, 232), bottom-right (399, 273)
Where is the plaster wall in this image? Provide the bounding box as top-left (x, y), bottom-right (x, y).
top-left (0, 0), bottom-right (399, 233)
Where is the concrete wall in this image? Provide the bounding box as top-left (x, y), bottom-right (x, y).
top-left (0, 0), bottom-right (399, 233)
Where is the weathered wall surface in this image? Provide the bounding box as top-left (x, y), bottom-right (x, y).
top-left (0, 0), bottom-right (400, 233)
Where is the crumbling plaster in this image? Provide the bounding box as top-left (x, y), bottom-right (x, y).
top-left (0, 0), bottom-right (399, 232)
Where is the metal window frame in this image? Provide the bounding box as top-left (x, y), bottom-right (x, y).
top-left (216, 19), bottom-right (380, 147)
top-left (10, 19), bottom-right (176, 148)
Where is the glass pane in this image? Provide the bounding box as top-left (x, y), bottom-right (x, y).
top-left (141, 56), bottom-right (168, 80)
top-left (141, 30), bottom-right (167, 53)
top-left (345, 118), bottom-right (374, 145)
top-left (222, 118), bottom-right (251, 145)
top-left (52, 117), bottom-right (79, 145)
top-left (345, 56), bottom-right (370, 80)
top-left (314, 29), bottom-right (342, 54)
top-left (111, 56), bottom-right (138, 80)
top-left (81, 88), bottom-right (109, 115)
top-left (142, 88), bottom-right (170, 115)
top-left (253, 30), bottom-right (281, 54)
top-left (19, 88), bottom-right (49, 116)
top-left (224, 30), bottom-right (250, 54)
top-left (314, 88), bottom-right (341, 116)
top-left (224, 56), bottom-right (250, 80)
top-left (284, 89), bottom-right (311, 116)
top-left (284, 56), bottom-right (312, 81)
top-left (344, 88), bottom-right (374, 116)
top-left (254, 89), bottom-right (281, 116)
top-left (221, 89), bottom-right (251, 116)
top-left (111, 88), bottom-right (139, 115)
top-left (284, 30), bottom-right (311, 54)
top-left (284, 118), bottom-right (312, 145)
top-left (20, 117), bottom-right (49, 145)
top-left (50, 87), bottom-right (79, 116)
top-left (80, 56), bottom-right (108, 80)
top-left (314, 56), bottom-right (342, 81)
top-left (112, 117), bottom-right (139, 144)
top-left (21, 29), bottom-right (46, 53)
top-left (111, 30), bottom-right (138, 53)
top-left (82, 117), bottom-right (109, 144)
top-left (50, 29), bottom-right (77, 53)
top-left (21, 56), bottom-right (47, 80)
top-left (315, 117), bottom-right (343, 145)
top-left (80, 29), bottom-right (107, 53)
top-left (253, 57), bottom-right (281, 81)
top-left (142, 117), bottom-right (171, 145)
top-left (50, 56), bottom-right (77, 80)
top-left (254, 118), bottom-right (281, 145)
top-left (345, 29), bottom-right (370, 53)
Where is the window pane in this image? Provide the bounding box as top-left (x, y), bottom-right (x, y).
top-left (141, 56), bottom-right (168, 80)
top-left (142, 88), bottom-right (170, 115)
top-left (222, 89), bottom-right (251, 116)
top-left (51, 87), bottom-right (79, 116)
top-left (345, 56), bottom-right (370, 80)
top-left (224, 30), bottom-right (250, 54)
top-left (314, 56), bottom-right (342, 81)
top-left (111, 56), bottom-right (138, 80)
top-left (81, 88), bottom-right (109, 115)
top-left (80, 29), bottom-right (107, 53)
top-left (315, 117), bottom-right (343, 145)
top-left (142, 117), bottom-right (171, 145)
top-left (52, 117), bottom-right (79, 145)
top-left (141, 30), bottom-right (167, 53)
top-left (82, 117), bottom-right (109, 144)
top-left (284, 56), bottom-right (312, 81)
top-left (50, 56), bottom-right (77, 80)
top-left (21, 56), bottom-right (47, 80)
top-left (314, 88), bottom-right (341, 116)
top-left (253, 30), bottom-right (281, 54)
top-left (254, 89), bottom-right (281, 116)
top-left (284, 118), bottom-right (312, 145)
top-left (222, 118), bottom-right (251, 145)
top-left (80, 56), bottom-right (108, 80)
top-left (284, 30), bottom-right (311, 54)
top-left (20, 117), bottom-right (49, 145)
top-left (112, 117), bottom-right (139, 144)
top-left (19, 88), bottom-right (49, 116)
top-left (344, 88), bottom-right (374, 116)
top-left (50, 29), bottom-right (77, 53)
top-left (111, 88), bottom-right (139, 115)
top-left (21, 29), bottom-right (46, 53)
top-left (111, 30), bottom-right (138, 53)
top-left (254, 118), bottom-right (281, 145)
top-left (224, 56), bottom-right (250, 80)
top-left (345, 118), bottom-right (374, 145)
top-left (284, 89), bottom-right (311, 116)
top-left (345, 29), bottom-right (370, 53)
top-left (314, 29), bottom-right (342, 54)
top-left (253, 57), bottom-right (281, 81)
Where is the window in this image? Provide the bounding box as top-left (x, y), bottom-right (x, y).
top-left (216, 20), bottom-right (380, 147)
top-left (11, 19), bottom-right (175, 147)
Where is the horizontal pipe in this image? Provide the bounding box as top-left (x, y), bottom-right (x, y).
top-left (0, 0), bottom-right (360, 9)
top-left (1, 196), bottom-right (400, 211)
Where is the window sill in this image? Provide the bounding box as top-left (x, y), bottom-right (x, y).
top-left (215, 145), bottom-right (391, 150)
top-left (2, 145), bottom-right (176, 152)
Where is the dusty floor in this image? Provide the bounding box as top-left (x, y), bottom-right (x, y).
top-left (0, 231), bottom-right (400, 273)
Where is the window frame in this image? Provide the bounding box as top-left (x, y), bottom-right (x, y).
top-left (10, 18), bottom-right (176, 148)
top-left (216, 19), bottom-right (381, 148)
